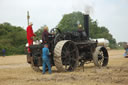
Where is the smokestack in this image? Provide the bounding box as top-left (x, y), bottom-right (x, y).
top-left (84, 14), bottom-right (89, 39)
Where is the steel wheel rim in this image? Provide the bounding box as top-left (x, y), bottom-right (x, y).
top-left (61, 41), bottom-right (78, 71)
top-left (98, 48), bottom-right (109, 66)
top-left (98, 50), bottom-right (104, 65)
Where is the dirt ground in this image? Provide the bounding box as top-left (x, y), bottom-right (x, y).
top-left (0, 50), bottom-right (128, 85)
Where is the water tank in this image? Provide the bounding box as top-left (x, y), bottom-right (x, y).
top-left (92, 38), bottom-right (109, 47)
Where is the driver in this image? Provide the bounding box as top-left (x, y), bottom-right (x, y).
top-left (77, 24), bottom-right (84, 39)
top-left (78, 24), bottom-right (83, 32)
top-left (42, 26), bottom-right (50, 43)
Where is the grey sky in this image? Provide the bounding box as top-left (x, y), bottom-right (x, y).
top-left (0, 0), bottom-right (128, 42)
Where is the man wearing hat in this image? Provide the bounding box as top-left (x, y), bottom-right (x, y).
top-left (78, 24), bottom-right (83, 32)
top-left (26, 22), bottom-right (36, 53)
top-left (42, 26), bottom-right (50, 43)
top-left (77, 24), bottom-right (84, 38)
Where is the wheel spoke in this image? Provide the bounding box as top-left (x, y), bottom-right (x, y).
top-left (100, 52), bottom-right (104, 56)
top-left (63, 43), bottom-right (77, 71)
top-left (67, 43), bottom-right (72, 49)
top-left (63, 59), bottom-right (68, 70)
top-left (54, 40), bottom-right (78, 72)
top-left (70, 57), bottom-right (76, 61)
top-left (62, 51), bottom-right (67, 57)
top-left (98, 60), bottom-right (102, 65)
top-left (63, 46), bottom-right (67, 50)
top-left (98, 51), bottom-right (105, 65)
top-left (65, 65), bottom-right (67, 70)
top-left (70, 48), bottom-right (77, 53)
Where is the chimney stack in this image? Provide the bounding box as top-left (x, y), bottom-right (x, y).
top-left (84, 14), bottom-right (89, 39)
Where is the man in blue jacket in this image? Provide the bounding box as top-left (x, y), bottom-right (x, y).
top-left (42, 44), bottom-right (52, 74)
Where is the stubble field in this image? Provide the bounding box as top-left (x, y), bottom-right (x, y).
top-left (0, 50), bottom-right (128, 85)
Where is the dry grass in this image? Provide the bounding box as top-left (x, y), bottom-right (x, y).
top-left (0, 50), bottom-right (128, 85)
top-left (0, 55), bottom-right (26, 65)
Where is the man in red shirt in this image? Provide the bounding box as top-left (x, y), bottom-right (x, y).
top-left (26, 22), bottom-right (36, 53)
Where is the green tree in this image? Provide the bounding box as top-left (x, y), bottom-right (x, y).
top-left (0, 22), bottom-right (27, 55)
top-left (58, 11), bottom-right (117, 48)
top-left (58, 12), bottom-right (84, 32)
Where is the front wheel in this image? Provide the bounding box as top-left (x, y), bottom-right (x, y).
top-left (30, 56), bottom-right (42, 72)
top-left (93, 46), bottom-right (109, 67)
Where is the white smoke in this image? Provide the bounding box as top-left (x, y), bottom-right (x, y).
top-left (72, 0), bottom-right (94, 15)
top-left (84, 5), bottom-right (94, 15)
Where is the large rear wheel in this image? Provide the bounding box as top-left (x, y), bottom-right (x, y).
top-left (54, 40), bottom-right (79, 72)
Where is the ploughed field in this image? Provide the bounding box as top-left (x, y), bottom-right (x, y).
top-left (0, 50), bottom-right (128, 85)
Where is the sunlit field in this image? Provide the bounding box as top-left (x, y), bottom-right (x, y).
top-left (0, 50), bottom-right (128, 85)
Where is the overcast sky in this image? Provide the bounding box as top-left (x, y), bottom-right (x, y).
top-left (0, 0), bottom-right (128, 42)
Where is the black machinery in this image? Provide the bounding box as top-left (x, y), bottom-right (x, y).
top-left (26, 14), bottom-right (109, 72)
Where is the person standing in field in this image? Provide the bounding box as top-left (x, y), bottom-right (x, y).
top-left (26, 22), bottom-right (36, 53)
top-left (2, 49), bottom-right (6, 57)
top-left (42, 44), bottom-right (52, 74)
top-left (124, 43), bottom-right (128, 57)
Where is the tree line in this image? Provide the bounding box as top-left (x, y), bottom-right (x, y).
top-left (58, 12), bottom-right (117, 48)
top-left (0, 11), bottom-right (117, 55)
top-left (0, 22), bottom-right (27, 55)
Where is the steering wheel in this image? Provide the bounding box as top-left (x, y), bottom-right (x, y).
top-left (50, 28), bottom-right (61, 34)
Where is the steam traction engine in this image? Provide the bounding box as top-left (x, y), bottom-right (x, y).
top-left (26, 14), bottom-right (109, 72)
